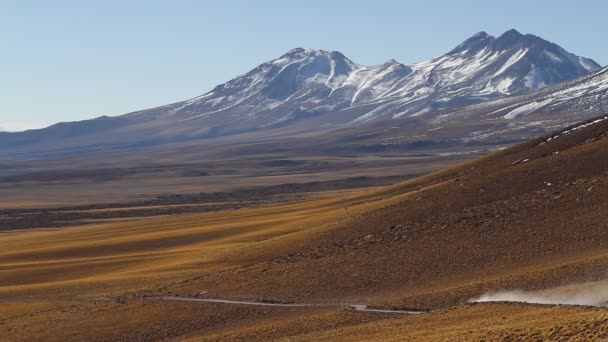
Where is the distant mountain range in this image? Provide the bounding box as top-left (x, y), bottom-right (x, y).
top-left (0, 29), bottom-right (605, 157)
top-left (124, 29), bottom-right (599, 130)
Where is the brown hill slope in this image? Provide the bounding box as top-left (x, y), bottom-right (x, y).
top-left (170, 114), bottom-right (608, 309)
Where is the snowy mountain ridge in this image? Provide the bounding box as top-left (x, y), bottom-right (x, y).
top-left (127, 29), bottom-right (600, 128)
top-left (0, 29), bottom-right (604, 157)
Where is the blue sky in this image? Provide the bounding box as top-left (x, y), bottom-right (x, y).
top-left (2, 0), bottom-right (607, 131)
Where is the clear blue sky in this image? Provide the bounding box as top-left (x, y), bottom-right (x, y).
top-left (2, 0), bottom-right (607, 131)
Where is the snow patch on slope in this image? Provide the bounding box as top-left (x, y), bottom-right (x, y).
top-left (524, 65), bottom-right (547, 89)
top-left (495, 48), bottom-right (528, 76)
top-left (503, 99), bottom-right (554, 119)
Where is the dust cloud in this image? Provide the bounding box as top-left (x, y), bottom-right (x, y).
top-left (469, 282), bottom-right (608, 307)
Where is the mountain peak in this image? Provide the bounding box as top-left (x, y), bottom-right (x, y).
top-left (281, 47), bottom-right (321, 58)
top-left (473, 31), bottom-right (492, 39)
top-left (493, 29), bottom-right (527, 49)
top-left (500, 28), bottom-right (524, 38)
top-left (383, 58), bottom-right (402, 66)
top-left (451, 29), bottom-right (547, 55)
top-left (281, 47), bottom-right (343, 58)
top-left (449, 31), bottom-right (496, 54)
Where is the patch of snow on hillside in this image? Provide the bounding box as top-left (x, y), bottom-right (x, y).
top-left (524, 65), bottom-right (547, 89)
top-left (494, 48), bottom-right (528, 76)
top-left (544, 50), bottom-right (563, 63)
top-left (495, 77), bottom-right (515, 93)
top-left (539, 116), bottom-right (608, 145)
top-left (503, 99), bottom-right (553, 119)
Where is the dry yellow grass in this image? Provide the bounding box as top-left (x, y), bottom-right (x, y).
top-left (283, 304), bottom-right (608, 341)
top-left (0, 188), bottom-right (388, 300)
top-left (0, 188), bottom-right (400, 341)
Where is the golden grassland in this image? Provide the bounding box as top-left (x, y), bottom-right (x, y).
top-left (0, 187), bottom-right (385, 299)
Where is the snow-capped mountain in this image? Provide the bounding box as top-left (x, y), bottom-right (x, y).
top-left (0, 29), bottom-right (602, 156)
top-left (131, 49), bottom-right (360, 121)
top-left (361, 29), bottom-right (600, 120)
top-left (126, 29), bottom-right (599, 130)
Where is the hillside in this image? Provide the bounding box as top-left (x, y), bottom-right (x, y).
top-left (163, 113), bottom-right (608, 309)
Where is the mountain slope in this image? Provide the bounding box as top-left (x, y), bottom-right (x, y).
top-left (451, 64), bottom-right (608, 120)
top-left (314, 64), bottom-right (608, 155)
top-left (419, 65), bottom-right (608, 145)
